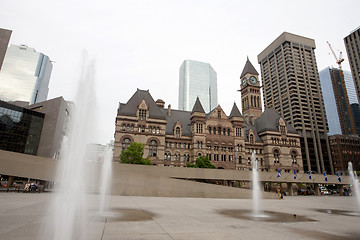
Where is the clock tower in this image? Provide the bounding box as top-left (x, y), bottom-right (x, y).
top-left (239, 57), bottom-right (262, 120)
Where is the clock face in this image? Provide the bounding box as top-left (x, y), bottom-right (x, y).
top-left (249, 76), bottom-right (257, 85)
top-left (242, 78), bottom-right (247, 87)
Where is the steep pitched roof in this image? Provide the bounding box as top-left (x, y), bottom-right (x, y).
top-left (191, 97), bottom-right (205, 114)
top-left (160, 109), bottom-right (192, 136)
top-left (229, 102), bottom-right (242, 118)
top-left (255, 108), bottom-right (297, 134)
top-left (240, 58), bottom-right (259, 78)
top-left (243, 121), bottom-right (262, 143)
top-left (118, 89), bottom-right (166, 120)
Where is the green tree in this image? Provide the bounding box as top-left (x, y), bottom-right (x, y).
top-left (120, 142), bottom-right (152, 165)
top-left (187, 156), bottom-right (216, 169)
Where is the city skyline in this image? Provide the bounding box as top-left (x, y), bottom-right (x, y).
top-left (1, 0), bottom-right (360, 144)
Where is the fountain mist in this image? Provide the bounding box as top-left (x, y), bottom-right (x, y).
top-left (40, 55), bottom-right (97, 240)
top-left (99, 146), bottom-right (113, 213)
top-left (348, 162), bottom-right (360, 212)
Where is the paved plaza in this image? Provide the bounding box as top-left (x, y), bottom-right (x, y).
top-left (0, 192), bottom-right (359, 240)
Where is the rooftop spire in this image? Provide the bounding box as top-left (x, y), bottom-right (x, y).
top-left (240, 58), bottom-right (259, 78)
top-left (191, 97), bottom-right (205, 114)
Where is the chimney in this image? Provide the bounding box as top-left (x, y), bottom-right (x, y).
top-left (249, 115), bottom-right (254, 125)
top-left (168, 104), bottom-right (171, 117)
top-left (156, 99), bottom-right (165, 108)
top-left (244, 114), bottom-right (249, 125)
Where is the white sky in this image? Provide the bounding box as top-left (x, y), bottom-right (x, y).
top-left (1, 0), bottom-right (360, 144)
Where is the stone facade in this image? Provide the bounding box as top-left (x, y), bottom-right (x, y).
top-left (114, 60), bottom-right (303, 173)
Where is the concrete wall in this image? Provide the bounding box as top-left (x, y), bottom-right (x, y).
top-left (0, 150), bottom-right (351, 199)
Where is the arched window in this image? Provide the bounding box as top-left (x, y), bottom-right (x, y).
top-left (176, 127), bottom-right (180, 138)
top-left (164, 153), bottom-right (168, 161)
top-left (122, 138), bottom-right (131, 151)
top-left (274, 149), bottom-right (280, 163)
top-left (291, 150), bottom-right (297, 164)
top-left (149, 140), bottom-right (157, 157)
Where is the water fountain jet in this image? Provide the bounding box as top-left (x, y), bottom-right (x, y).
top-left (39, 54), bottom-right (98, 240)
top-left (348, 162), bottom-right (360, 213)
top-left (251, 151), bottom-right (267, 218)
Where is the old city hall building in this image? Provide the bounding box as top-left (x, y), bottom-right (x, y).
top-left (114, 59), bottom-right (304, 173)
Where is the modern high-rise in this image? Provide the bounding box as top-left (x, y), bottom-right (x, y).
top-left (258, 32), bottom-right (333, 174)
top-left (344, 27), bottom-right (360, 104)
top-left (0, 44), bottom-right (53, 104)
top-left (178, 59), bottom-right (217, 113)
top-left (0, 28), bottom-right (12, 71)
top-left (319, 67), bottom-right (356, 135)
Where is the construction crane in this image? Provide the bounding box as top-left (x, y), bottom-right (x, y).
top-left (327, 41), bottom-right (344, 70)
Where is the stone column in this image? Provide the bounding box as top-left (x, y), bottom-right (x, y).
top-left (338, 184), bottom-right (344, 196)
top-left (314, 184), bottom-right (320, 196)
top-left (7, 176), bottom-right (14, 190)
top-left (287, 183), bottom-right (294, 196)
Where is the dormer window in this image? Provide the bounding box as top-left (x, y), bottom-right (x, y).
top-left (280, 126), bottom-right (286, 135)
top-left (176, 127), bottom-right (181, 138)
top-left (249, 134), bottom-right (254, 144)
top-left (278, 118), bottom-right (287, 135)
top-left (139, 109), bottom-right (147, 120)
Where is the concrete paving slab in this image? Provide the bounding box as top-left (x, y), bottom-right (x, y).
top-left (0, 193), bottom-right (360, 240)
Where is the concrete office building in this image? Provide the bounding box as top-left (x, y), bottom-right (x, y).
top-left (258, 32), bottom-right (333, 174)
top-left (319, 67), bottom-right (356, 135)
top-left (0, 28), bottom-right (12, 71)
top-left (329, 134), bottom-right (360, 172)
top-left (0, 44), bottom-right (53, 104)
top-left (0, 100), bottom-right (45, 155)
top-left (178, 60), bottom-right (218, 113)
top-left (344, 27), bottom-right (360, 104)
top-left (0, 97), bottom-right (71, 159)
top-left (26, 97), bottom-right (71, 159)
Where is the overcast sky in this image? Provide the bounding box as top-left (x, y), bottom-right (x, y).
top-left (1, 0), bottom-right (360, 144)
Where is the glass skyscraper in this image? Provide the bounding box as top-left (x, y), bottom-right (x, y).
top-left (178, 60), bottom-right (217, 113)
top-left (0, 44), bottom-right (53, 104)
top-left (319, 67), bottom-right (356, 135)
top-left (343, 69), bottom-right (360, 135)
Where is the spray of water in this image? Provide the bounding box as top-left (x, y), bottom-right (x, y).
top-left (40, 54), bottom-right (97, 240)
top-left (348, 162), bottom-right (360, 212)
top-left (251, 151), bottom-right (265, 217)
top-left (99, 146), bottom-right (113, 213)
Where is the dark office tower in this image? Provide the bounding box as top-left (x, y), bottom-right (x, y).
top-left (344, 27), bottom-right (360, 104)
top-left (258, 32), bottom-right (333, 174)
top-left (0, 28), bottom-right (12, 71)
top-left (319, 67), bottom-right (356, 135)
